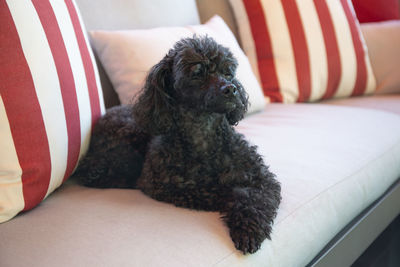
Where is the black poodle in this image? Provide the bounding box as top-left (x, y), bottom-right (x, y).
top-left (74, 36), bottom-right (281, 254)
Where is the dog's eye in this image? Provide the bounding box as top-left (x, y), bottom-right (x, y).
top-left (191, 64), bottom-right (203, 76)
top-left (224, 73), bottom-right (233, 80)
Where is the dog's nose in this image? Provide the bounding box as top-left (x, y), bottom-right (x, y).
top-left (221, 84), bottom-right (237, 97)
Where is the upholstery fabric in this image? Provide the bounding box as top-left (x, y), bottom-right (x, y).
top-left (0, 0), bottom-right (105, 223)
top-left (324, 94), bottom-right (400, 115)
top-left (351, 0), bottom-right (400, 23)
top-left (229, 0), bottom-right (376, 103)
top-left (90, 15), bottom-right (266, 114)
top-left (75, 0), bottom-right (200, 31)
top-left (1, 104), bottom-right (400, 266)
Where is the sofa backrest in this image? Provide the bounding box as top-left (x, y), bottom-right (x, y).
top-left (75, 0), bottom-right (236, 108)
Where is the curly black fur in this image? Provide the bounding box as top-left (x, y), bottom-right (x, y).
top-left (73, 36), bottom-right (281, 254)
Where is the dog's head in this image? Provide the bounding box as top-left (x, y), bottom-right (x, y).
top-left (133, 36), bottom-right (249, 135)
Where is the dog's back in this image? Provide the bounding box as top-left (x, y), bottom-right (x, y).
top-left (72, 105), bottom-right (150, 188)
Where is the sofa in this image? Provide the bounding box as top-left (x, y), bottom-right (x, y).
top-left (1, 0), bottom-right (399, 266)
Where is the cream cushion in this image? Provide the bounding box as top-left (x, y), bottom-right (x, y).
top-left (90, 15), bottom-right (266, 114)
top-left (1, 103), bottom-right (400, 266)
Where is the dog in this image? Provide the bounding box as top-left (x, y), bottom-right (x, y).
top-left (74, 36), bottom-right (281, 254)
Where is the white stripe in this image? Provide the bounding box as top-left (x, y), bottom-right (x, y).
top-left (229, 0), bottom-right (262, 86)
top-left (326, 0), bottom-right (357, 98)
top-left (0, 96), bottom-right (24, 223)
top-left (296, 0), bottom-right (329, 102)
top-left (50, 0), bottom-right (91, 166)
top-left (71, 0), bottom-right (106, 115)
top-left (6, 0), bottom-right (68, 199)
top-left (261, 0), bottom-right (298, 103)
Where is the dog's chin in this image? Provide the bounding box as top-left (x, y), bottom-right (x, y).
top-left (207, 100), bottom-right (241, 115)
top-left (224, 102), bottom-right (237, 111)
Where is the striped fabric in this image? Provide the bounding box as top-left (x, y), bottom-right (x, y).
top-left (229, 0), bottom-right (376, 103)
top-left (0, 0), bottom-right (105, 223)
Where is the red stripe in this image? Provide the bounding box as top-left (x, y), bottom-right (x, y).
top-left (32, 0), bottom-right (81, 182)
top-left (341, 0), bottom-right (368, 96)
top-left (243, 0), bottom-right (282, 102)
top-left (65, 0), bottom-right (102, 129)
top-left (314, 0), bottom-right (342, 100)
top-left (0, 1), bottom-right (51, 211)
top-left (281, 0), bottom-right (311, 102)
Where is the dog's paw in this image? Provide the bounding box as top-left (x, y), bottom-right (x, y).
top-left (224, 187), bottom-right (277, 254)
top-left (228, 214), bottom-right (272, 254)
top-left (229, 222), bottom-right (270, 254)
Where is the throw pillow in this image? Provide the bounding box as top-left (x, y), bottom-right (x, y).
top-left (0, 0), bottom-right (105, 223)
top-left (229, 0), bottom-right (376, 103)
top-left (90, 15), bottom-right (266, 114)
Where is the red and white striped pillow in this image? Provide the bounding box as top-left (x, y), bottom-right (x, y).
top-left (229, 0), bottom-right (376, 103)
top-left (0, 0), bottom-right (105, 223)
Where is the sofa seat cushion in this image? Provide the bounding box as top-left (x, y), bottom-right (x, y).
top-left (324, 94), bottom-right (400, 115)
top-left (1, 104), bottom-right (400, 267)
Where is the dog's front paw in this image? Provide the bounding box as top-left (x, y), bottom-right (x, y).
top-left (225, 187), bottom-right (276, 254)
top-left (229, 223), bottom-right (268, 254)
top-left (226, 208), bottom-right (272, 254)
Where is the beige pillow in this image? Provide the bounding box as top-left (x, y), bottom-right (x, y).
top-left (361, 20), bottom-right (400, 94)
top-left (90, 15), bottom-right (266, 115)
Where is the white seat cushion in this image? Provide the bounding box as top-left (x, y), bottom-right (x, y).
top-left (1, 104), bottom-right (399, 266)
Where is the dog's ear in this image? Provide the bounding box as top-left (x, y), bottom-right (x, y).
top-left (226, 80), bottom-right (249, 126)
top-left (133, 53), bottom-right (175, 135)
